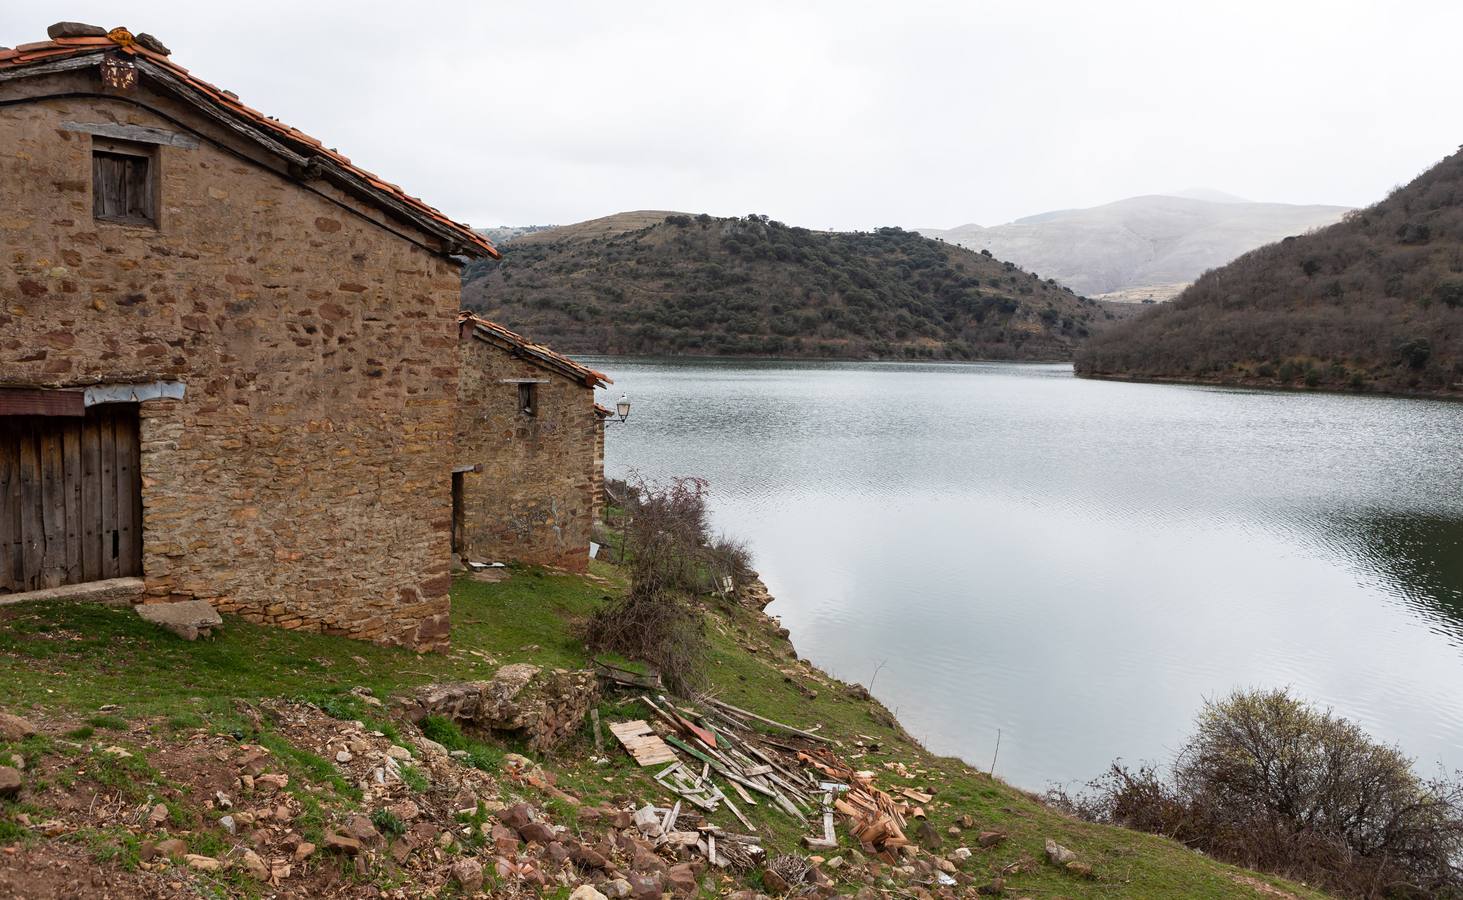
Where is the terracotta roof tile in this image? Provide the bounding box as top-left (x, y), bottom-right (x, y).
top-left (1, 26), bottom-right (498, 259)
top-left (459, 312), bottom-right (611, 388)
top-left (52, 36), bottom-right (117, 47)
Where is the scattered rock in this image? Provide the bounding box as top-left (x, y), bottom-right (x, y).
top-left (344, 814), bottom-right (381, 845)
top-left (519, 820), bottom-right (558, 844)
top-left (1045, 839), bottom-right (1077, 866)
top-left (294, 841), bottom-right (316, 861)
top-left (957, 814), bottom-right (976, 829)
top-left (601, 877), bottom-right (633, 898)
top-left (0, 712), bottom-right (37, 742)
top-left (761, 868), bottom-right (790, 894)
top-left (323, 832), bottom-right (362, 856)
top-left (240, 849), bottom-right (270, 881)
top-left (101, 746), bottom-right (132, 759)
top-left (450, 857), bottom-right (484, 892)
top-left (951, 847), bottom-right (973, 861)
top-left (497, 802), bottom-right (536, 830)
top-left (47, 21), bottom-right (109, 39)
top-left (219, 814), bottom-right (237, 834)
top-left (667, 863), bottom-right (699, 896)
top-left (214, 790), bottom-right (233, 809)
top-left (152, 838), bottom-right (187, 860)
top-left (978, 830), bottom-right (1006, 847)
top-left (916, 818), bottom-right (942, 849)
top-left (335, 749), bottom-right (353, 763)
top-left (388, 800), bottom-right (420, 822)
top-left (1066, 860), bottom-right (1095, 879)
top-left (627, 871), bottom-right (664, 900)
top-left (571, 842), bottom-right (611, 870)
top-left (146, 803), bottom-right (169, 827)
top-left (570, 886), bottom-right (609, 900)
top-left (254, 773), bottom-right (288, 792)
top-left (133, 32), bottom-right (171, 55)
top-left (0, 766), bottom-right (21, 800)
top-left (184, 854), bottom-right (222, 872)
top-left (386, 745), bottom-right (411, 760)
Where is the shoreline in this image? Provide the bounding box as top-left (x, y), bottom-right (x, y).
top-left (1077, 369), bottom-right (1463, 403)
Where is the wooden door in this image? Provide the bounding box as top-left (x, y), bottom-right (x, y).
top-left (0, 406), bottom-right (142, 594)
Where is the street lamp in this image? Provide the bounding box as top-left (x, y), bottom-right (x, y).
top-left (605, 394), bottom-right (631, 424)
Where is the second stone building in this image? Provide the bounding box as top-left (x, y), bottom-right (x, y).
top-left (454, 314), bottom-right (610, 573)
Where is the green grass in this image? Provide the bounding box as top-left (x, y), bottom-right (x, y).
top-left (398, 763), bottom-right (429, 793)
top-left (0, 562), bottom-right (1329, 898)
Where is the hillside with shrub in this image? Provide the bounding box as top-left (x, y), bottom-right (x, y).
top-left (462, 212), bottom-right (1138, 361)
top-left (1075, 149), bottom-right (1463, 397)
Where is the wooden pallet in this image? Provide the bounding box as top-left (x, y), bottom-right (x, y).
top-left (609, 720), bottom-right (678, 766)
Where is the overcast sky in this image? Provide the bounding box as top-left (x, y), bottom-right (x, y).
top-left (6, 1), bottom-right (1462, 231)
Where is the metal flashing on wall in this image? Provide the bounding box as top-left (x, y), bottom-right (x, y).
top-left (83, 380), bottom-right (186, 406)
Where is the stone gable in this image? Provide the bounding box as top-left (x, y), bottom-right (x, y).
top-left (453, 334), bottom-right (603, 572)
top-left (0, 83), bottom-right (468, 648)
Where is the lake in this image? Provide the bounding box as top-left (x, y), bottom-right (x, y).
top-left (590, 358), bottom-right (1463, 790)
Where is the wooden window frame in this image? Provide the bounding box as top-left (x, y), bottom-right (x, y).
top-left (91, 137), bottom-right (159, 228)
top-left (518, 382), bottom-right (538, 417)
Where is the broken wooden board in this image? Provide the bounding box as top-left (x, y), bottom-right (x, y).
top-left (609, 720), bottom-right (678, 766)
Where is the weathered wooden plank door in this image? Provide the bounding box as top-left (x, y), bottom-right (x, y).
top-left (0, 406), bottom-right (142, 594)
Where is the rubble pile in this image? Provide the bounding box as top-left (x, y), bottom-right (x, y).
top-left (397, 662), bottom-right (601, 753)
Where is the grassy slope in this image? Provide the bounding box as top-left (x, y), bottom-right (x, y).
top-left (463, 213), bottom-right (1139, 362)
top-left (0, 567), bottom-right (1327, 899)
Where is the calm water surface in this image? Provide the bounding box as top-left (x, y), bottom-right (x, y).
top-left (590, 358), bottom-right (1463, 790)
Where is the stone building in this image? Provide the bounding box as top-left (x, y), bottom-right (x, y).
top-left (0, 24), bottom-right (500, 649)
top-left (454, 314), bottom-right (610, 573)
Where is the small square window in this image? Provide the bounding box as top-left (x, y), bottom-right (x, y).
top-left (518, 382), bottom-right (538, 417)
top-left (92, 140), bottom-right (156, 226)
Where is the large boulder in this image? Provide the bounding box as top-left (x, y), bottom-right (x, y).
top-left (0, 712), bottom-right (37, 742)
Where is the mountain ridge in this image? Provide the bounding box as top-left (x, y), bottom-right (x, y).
top-left (1075, 149), bottom-right (1463, 397)
top-left (919, 194), bottom-right (1350, 301)
top-left (462, 211), bottom-right (1140, 361)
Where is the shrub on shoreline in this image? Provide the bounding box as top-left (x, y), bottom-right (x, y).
top-left (1051, 688), bottom-right (1463, 898)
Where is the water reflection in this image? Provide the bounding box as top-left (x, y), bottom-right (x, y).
top-left (591, 357), bottom-right (1463, 788)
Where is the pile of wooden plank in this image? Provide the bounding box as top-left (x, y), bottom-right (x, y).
top-left (603, 691), bottom-right (920, 861)
top-left (799, 751), bottom-right (912, 858)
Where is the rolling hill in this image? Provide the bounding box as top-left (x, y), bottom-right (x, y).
top-left (462, 212), bottom-right (1139, 361)
top-left (1075, 150), bottom-right (1463, 397)
top-left (919, 195), bottom-right (1350, 302)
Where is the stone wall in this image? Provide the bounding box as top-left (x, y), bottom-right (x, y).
top-left (591, 414), bottom-right (606, 526)
top-left (0, 88), bottom-right (462, 649)
top-left (454, 336), bottom-right (601, 572)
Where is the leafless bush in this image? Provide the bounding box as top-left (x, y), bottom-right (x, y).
top-left (706, 533), bottom-right (756, 592)
top-left (585, 476), bottom-right (736, 693)
top-left (1050, 689), bottom-right (1463, 898)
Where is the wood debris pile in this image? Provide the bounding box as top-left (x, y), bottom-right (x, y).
top-left (605, 691), bottom-right (925, 863)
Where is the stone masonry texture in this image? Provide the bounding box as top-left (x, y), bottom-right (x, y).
top-left (0, 84), bottom-right (462, 649)
top-left (454, 336), bottom-right (601, 573)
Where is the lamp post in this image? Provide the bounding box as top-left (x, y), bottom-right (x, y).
top-left (606, 394), bottom-right (631, 425)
